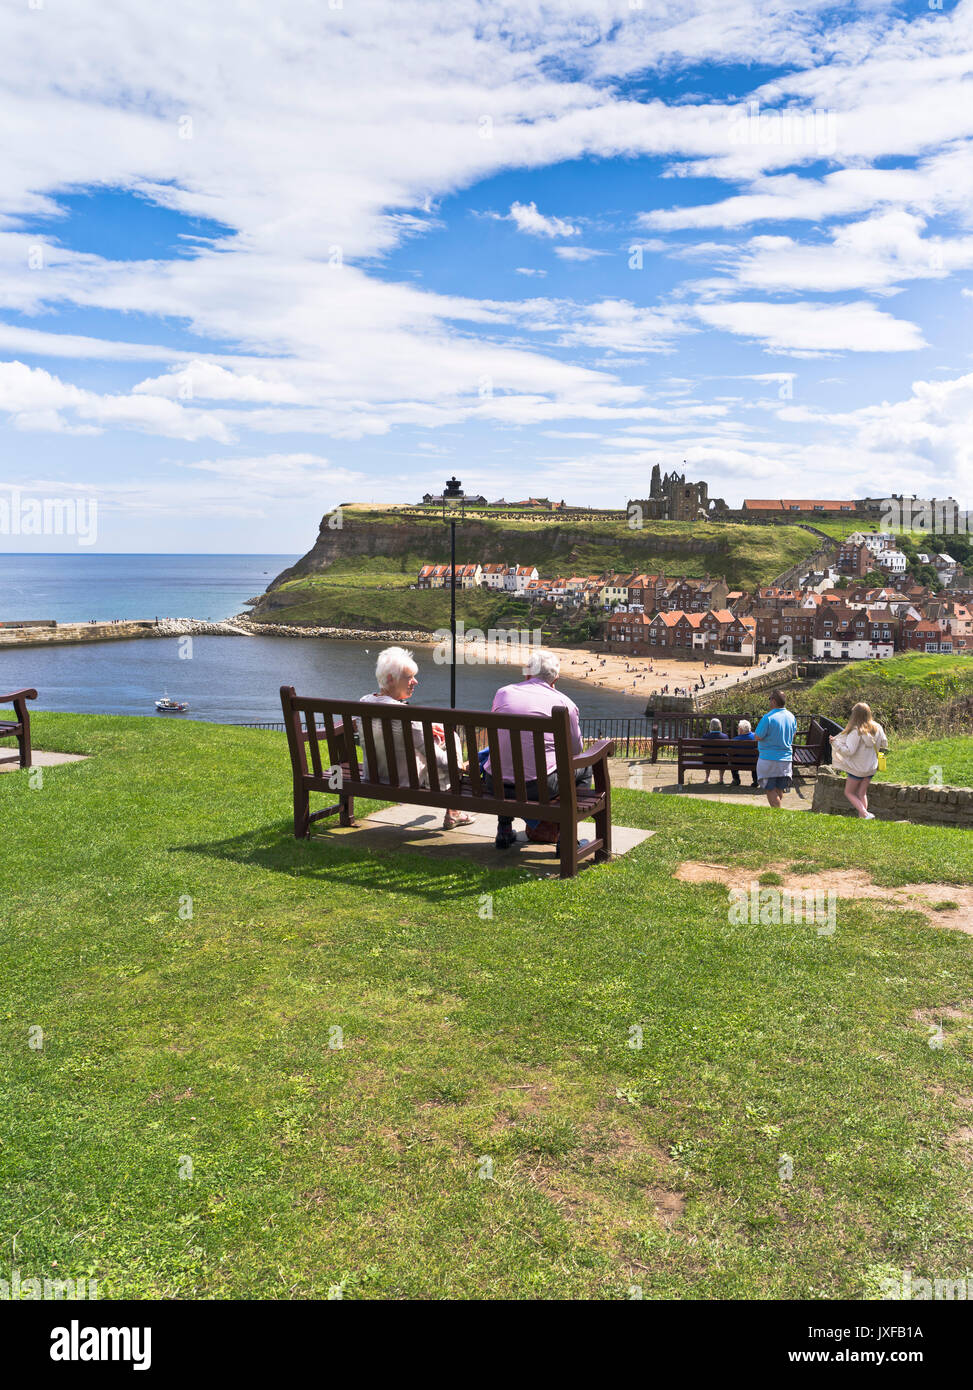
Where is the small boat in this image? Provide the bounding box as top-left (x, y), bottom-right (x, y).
top-left (155, 692), bottom-right (189, 713)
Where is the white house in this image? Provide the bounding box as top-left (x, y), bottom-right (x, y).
top-left (861, 531), bottom-right (895, 555)
top-left (481, 563), bottom-right (507, 590)
top-left (877, 549), bottom-right (907, 574)
top-left (812, 636), bottom-right (894, 659)
top-left (503, 565), bottom-right (539, 593)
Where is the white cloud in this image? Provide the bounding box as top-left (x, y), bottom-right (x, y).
top-left (693, 300), bottom-right (926, 354)
top-left (554, 246), bottom-right (606, 261)
top-left (0, 361), bottom-right (232, 440)
top-left (507, 201), bottom-right (579, 238)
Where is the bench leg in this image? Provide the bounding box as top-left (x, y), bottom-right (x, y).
top-left (339, 794), bottom-right (355, 828)
top-left (18, 732), bottom-right (31, 770)
top-left (293, 784), bottom-right (310, 839)
top-left (594, 792), bottom-right (611, 863)
top-left (559, 826), bottom-right (579, 879)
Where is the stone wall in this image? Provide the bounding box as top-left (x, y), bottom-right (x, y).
top-left (811, 766), bottom-right (973, 828)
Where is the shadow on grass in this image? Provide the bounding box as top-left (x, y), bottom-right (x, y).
top-left (173, 820), bottom-right (517, 902)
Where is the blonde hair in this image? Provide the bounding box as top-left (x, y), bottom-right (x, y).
top-left (842, 701), bottom-right (878, 738)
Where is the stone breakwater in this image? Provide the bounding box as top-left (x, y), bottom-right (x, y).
top-left (233, 618), bottom-right (436, 643)
top-left (0, 617), bottom-right (253, 648)
top-left (0, 615), bottom-right (441, 649)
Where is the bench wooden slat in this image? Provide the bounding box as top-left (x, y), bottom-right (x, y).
top-left (464, 724), bottom-right (482, 794)
top-left (358, 713), bottom-right (380, 785)
top-left (443, 720), bottom-right (461, 794)
top-left (339, 716), bottom-right (360, 784)
top-left (307, 714), bottom-right (324, 780)
top-left (486, 727), bottom-right (505, 803)
top-left (380, 714), bottom-right (400, 787)
top-left (399, 713), bottom-right (420, 790)
top-left (422, 723), bottom-right (440, 793)
top-left (509, 728), bottom-right (528, 803)
top-left (532, 731), bottom-right (549, 803)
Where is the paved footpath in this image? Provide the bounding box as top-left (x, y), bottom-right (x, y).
top-left (609, 757), bottom-right (812, 811)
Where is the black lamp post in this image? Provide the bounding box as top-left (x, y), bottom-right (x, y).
top-left (441, 476), bottom-right (466, 708)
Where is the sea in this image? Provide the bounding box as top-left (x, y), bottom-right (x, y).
top-left (0, 554), bottom-right (647, 724)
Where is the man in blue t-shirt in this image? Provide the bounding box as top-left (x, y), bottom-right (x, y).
top-left (753, 690), bottom-right (797, 809)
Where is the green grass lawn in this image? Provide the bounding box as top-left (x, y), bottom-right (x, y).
top-left (876, 736), bottom-right (973, 789)
top-left (2, 715), bottom-right (972, 1299)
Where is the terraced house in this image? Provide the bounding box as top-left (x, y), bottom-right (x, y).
top-left (812, 605), bottom-right (895, 659)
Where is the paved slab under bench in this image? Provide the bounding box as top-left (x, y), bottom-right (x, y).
top-left (0, 749), bottom-right (88, 774)
top-left (314, 804), bottom-right (655, 877)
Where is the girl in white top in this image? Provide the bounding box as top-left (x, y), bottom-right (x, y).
top-left (829, 702), bottom-right (889, 819)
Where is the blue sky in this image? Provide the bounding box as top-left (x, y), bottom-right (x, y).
top-left (0, 0), bottom-right (971, 551)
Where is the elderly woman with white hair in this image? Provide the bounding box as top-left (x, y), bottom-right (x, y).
top-left (730, 717), bottom-right (757, 788)
top-left (359, 646), bottom-right (473, 829)
top-left (483, 648), bottom-right (590, 853)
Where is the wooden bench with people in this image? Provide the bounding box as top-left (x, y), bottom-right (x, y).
top-left (677, 717), bottom-right (830, 786)
top-left (0, 688), bottom-right (37, 769)
top-left (280, 678), bottom-right (616, 879)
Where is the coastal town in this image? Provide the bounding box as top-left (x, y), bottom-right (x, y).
top-left (415, 529), bottom-right (972, 662)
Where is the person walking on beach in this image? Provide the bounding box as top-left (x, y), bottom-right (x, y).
top-left (753, 690), bottom-right (796, 809)
top-left (829, 702), bottom-right (888, 818)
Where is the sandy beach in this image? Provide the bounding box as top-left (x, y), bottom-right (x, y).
top-left (425, 634), bottom-right (793, 699)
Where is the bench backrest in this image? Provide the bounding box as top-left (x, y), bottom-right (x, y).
top-left (280, 686), bottom-right (575, 811)
top-left (678, 738), bottom-right (759, 764)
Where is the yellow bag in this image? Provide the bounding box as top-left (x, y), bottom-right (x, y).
top-left (877, 751), bottom-right (887, 771)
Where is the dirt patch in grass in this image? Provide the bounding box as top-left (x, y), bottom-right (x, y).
top-left (675, 861), bottom-right (973, 934)
top-left (912, 1001), bottom-right (973, 1025)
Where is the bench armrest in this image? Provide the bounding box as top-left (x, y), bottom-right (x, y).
top-left (0, 689), bottom-right (37, 704)
top-left (572, 738), bottom-right (615, 769)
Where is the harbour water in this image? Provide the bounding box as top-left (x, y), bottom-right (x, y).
top-left (0, 555), bottom-right (647, 723)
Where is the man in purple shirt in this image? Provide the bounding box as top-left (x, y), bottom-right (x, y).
top-left (485, 649), bottom-right (590, 851)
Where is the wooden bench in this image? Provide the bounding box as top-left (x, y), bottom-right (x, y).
top-left (677, 738), bottom-right (759, 785)
top-left (0, 687), bottom-right (37, 769)
top-left (677, 719), bottom-right (829, 786)
top-left (280, 686), bottom-right (616, 878)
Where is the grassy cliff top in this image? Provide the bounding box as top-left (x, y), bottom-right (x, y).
top-left (249, 514), bottom-right (824, 629)
top-left (2, 711), bottom-right (972, 1297)
top-left (787, 654), bottom-right (973, 736)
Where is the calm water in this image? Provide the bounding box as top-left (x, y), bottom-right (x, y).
top-left (0, 553), bottom-right (297, 624)
top-left (0, 555), bottom-right (645, 722)
top-left (0, 635), bottom-right (647, 723)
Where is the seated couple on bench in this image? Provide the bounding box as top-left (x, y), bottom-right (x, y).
top-left (358, 646), bottom-right (593, 855)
